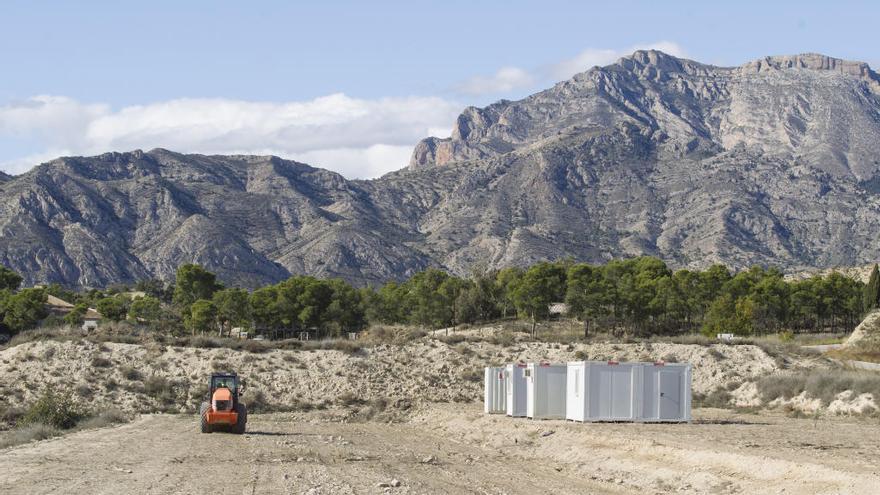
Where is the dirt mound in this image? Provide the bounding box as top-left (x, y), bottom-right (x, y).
top-left (0, 337), bottom-right (779, 416)
top-left (844, 309), bottom-right (880, 348)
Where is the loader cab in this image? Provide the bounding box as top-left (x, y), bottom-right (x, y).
top-left (201, 371), bottom-right (248, 434)
top-left (209, 373), bottom-right (243, 405)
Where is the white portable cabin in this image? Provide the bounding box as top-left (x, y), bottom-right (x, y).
top-left (566, 361), bottom-right (691, 422)
top-left (566, 361), bottom-right (641, 422)
top-left (505, 363), bottom-right (528, 417)
top-left (525, 363), bottom-right (567, 419)
top-left (639, 362), bottom-right (692, 422)
top-left (483, 367), bottom-right (507, 414)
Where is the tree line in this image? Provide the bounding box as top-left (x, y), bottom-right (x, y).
top-left (0, 258), bottom-right (872, 340)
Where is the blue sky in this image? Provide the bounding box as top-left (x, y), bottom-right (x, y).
top-left (1, 0), bottom-right (878, 177)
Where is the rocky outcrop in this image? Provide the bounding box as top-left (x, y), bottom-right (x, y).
top-left (4, 51), bottom-right (880, 288)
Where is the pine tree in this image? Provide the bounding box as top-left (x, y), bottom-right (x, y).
top-left (862, 264), bottom-right (880, 312)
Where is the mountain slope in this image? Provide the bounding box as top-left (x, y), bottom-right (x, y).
top-left (3, 51), bottom-right (880, 288)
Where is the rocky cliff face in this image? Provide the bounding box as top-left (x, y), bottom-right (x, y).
top-left (4, 51), bottom-right (880, 288)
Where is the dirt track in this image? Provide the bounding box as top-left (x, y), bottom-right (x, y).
top-left (2, 405), bottom-right (879, 494)
top-left (0, 408), bottom-right (608, 495)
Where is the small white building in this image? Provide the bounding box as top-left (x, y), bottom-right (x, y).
top-left (483, 367), bottom-right (507, 414)
top-left (81, 308), bottom-right (102, 331)
top-left (505, 363), bottom-right (528, 417)
top-left (566, 361), bottom-right (691, 422)
top-left (525, 362), bottom-right (567, 420)
top-left (548, 302), bottom-right (569, 317)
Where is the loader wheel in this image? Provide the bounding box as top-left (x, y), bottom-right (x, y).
top-left (232, 403), bottom-right (247, 434)
top-left (199, 402), bottom-right (212, 434)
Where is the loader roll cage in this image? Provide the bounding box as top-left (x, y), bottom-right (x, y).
top-left (209, 373), bottom-right (243, 404)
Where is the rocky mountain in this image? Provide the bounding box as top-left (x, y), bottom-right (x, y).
top-left (3, 50), bottom-right (880, 289)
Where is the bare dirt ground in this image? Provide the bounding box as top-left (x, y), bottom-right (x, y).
top-left (2, 404), bottom-right (879, 495)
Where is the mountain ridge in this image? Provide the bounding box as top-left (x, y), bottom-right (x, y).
top-left (3, 50), bottom-right (880, 289)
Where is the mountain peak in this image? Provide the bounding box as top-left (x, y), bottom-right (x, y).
top-left (742, 53), bottom-right (877, 79)
top-left (7, 50), bottom-right (880, 289)
top-left (616, 49), bottom-right (689, 70)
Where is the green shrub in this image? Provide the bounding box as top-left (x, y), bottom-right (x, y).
top-left (460, 368), bottom-right (482, 383)
top-left (1, 406), bottom-right (26, 425)
top-left (121, 366), bottom-right (143, 381)
top-left (694, 388), bottom-right (731, 409)
top-left (91, 356), bottom-right (112, 368)
top-left (337, 392), bottom-right (365, 407)
top-left (454, 343), bottom-right (473, 356)
top-left (75, 384), bottom-right (93, 399)
top-left (22, 390), bottom-right (86, 430)
top-left (707, 348), bottom-right (727, 361)
top-left (246, 390), bottom-right (270, 413)
top-left (143, 375), bottom-right (177, 404)
top-left (302, 339), bottom-right (364, 356)
top-left (489, 331), bottom-right (515, 347)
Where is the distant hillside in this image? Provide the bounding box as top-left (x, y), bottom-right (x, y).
top-left (784, 263), bottom-right (878, 284)
top-left (4, 51), bottom-right (880, 288)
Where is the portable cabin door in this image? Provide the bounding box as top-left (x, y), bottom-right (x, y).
top-left (588, 364), bottom-right (635, 420)
top-left (506, 365), bottom-right (528, 417)
top-left (658, 370), bottom-right (682, 420)
top-left (641, 365), bottom-right (686, 421)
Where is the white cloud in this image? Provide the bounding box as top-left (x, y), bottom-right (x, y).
top-left (455, 66), bottom-right (536, 96)
top-left (549, 41), bottom-right (687, 80)
top-left (1, 43), bottom-right (688, 177)
top-left (295, 144), bottom-right (415, 180)
top-left (0, 149), bottom-right (73, 175)
top-left (452, 41), bottom-right (687, 97)
top-left (0, 94), bottom-right (461, 179)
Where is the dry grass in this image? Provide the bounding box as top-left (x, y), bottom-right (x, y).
top-left (75, 409), bottom-right (130, 430)
top-left (827, 347), bottom-right (880, 364)
top-left (120, 366), bottom-right (143, 381)
top-left (0, 408), bottom-right (132, 450)
top-left (301, 339), bottom-right (363, 356)
top-left (756, 370), bottom-right (880, 405)
top-left (0, 423), bottom-right (60, 449)
top-left (91, 356), bottom-right (112, 368)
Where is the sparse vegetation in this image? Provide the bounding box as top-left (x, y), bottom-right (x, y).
top-left (120, 366), bottom-right (143, 381)
top-left (756, 370), bottom-right (880, 406)
top-left (143, 375), bottom-right (179, 406)
top-left (21, 389), bottom-right (86, 430)
top-left (694, 388), bottom-right (732, 409)
top-left (0, 423), bottom-right (60, 449)
top-left (91, 356), bottom-right (112, 368)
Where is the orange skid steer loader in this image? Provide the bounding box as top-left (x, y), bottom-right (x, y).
top-left (200, 372), bottom-right (247, 434)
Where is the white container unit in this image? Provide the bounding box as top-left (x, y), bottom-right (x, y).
top-left (505, 363), bottom-right (528, 417)
top-left (525, 363), bottom-right (567, 419)
top-left (639, 362), bottom-right (692, 422)
top-left (566, 361), bottom-right (640, 422)
top-left (483, 367), bottom-right (507, 414)
top-left (566, 361), bottom-right (691, 422)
